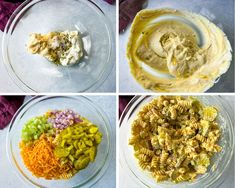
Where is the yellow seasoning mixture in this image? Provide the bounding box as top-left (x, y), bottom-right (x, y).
top-left (127, 9), bottom-right (232, 92)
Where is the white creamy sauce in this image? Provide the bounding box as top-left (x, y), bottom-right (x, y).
top-left (51, 36), bottom-right (60, 49)
top-left (60, 31), bottom-right (83, 66)
top-left (59, 31), bottom-right (83, 66)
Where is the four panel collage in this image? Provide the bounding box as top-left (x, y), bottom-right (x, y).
top-left (0, 0), bottom-right (234, 188)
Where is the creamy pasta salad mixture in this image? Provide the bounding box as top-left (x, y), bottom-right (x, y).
top-left (129, 96), bottom-right (221, 183)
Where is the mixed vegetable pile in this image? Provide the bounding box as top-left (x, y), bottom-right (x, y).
top-left (20, 109), bottom-right (102, 180)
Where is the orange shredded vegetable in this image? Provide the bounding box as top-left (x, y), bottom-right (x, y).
top-left (20, 134), bottom-right (72, 179)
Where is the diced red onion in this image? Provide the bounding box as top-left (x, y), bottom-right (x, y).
top-left (47, 109), bottom-right (82, 130)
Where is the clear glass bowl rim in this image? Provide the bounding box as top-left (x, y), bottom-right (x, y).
top-left (119, 95), bottom-right (235, 188)
top-left (2, 0), bottom-right (114, 92)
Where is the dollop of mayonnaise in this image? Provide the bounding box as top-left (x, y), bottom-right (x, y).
top-left (27, 31), bottom-right (84, 66)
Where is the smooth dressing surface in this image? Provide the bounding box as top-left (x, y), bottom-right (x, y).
top-left (127, 9), bottom-right (232, 92)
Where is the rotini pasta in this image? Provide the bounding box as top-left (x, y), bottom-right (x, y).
top-left (139, 160), bottom-right (149, 170)
top-left (151, 156), bottom-right (160, 168)
top-left (138, 154), bottom-right (150, 161)
top-left (139, 148), bottom-right (154, 156)
top-left (129, 96), bottom-right (222, 183)
top-left (59, 171), bottom-right (73, 179)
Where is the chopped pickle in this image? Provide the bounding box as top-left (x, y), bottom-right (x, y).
top-left (53, 118), bottom-right (102, 172)
top-left (54, 147), bottom-right (70, 158)
top-left (74, 157), bottom-right (90, 170)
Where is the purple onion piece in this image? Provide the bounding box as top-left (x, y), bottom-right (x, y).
top-left (47, 109), bottom-right (83, 130)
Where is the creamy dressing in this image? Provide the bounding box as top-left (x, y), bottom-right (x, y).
top-left (60, 31), bottom-right (83, 66)
top-left (27, 31), bottom-right (84, 66)
top-left (127, 9), bottom-right (232, 92)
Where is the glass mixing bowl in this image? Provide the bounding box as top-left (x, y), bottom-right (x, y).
top-left (6, 96), bottom-right (114, 188)
top-left (119, 95), bottom-right (234, 188)
top-left (2, 0), bottom-right (114, 92)
top-left (119, 0), bottom-right (234, 93)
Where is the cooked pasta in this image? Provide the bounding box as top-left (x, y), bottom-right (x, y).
top-left (129, 96), bottom-right (222, 183)
top-left (151, 156), bottom-right (160, 168)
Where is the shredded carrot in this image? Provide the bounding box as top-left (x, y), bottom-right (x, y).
top-left (20, 134), bottom-right (72, 179)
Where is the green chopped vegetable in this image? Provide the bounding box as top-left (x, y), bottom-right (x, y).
top-left (21, 116), bottom-right (53, 143)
